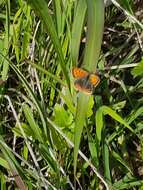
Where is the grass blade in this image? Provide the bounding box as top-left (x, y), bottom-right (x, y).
top-left (27, 0), bottom-right (70, 88)
top-left (71, 0), bottom-right (87, 64)
top-left (23, 104), bottom-right (44, 143)
top-left (74, 94), bottom-right (89, 176)
top-left (83, 0), bottom-right (104, 71)
top-left (96, 105), bottom-right (134, 142)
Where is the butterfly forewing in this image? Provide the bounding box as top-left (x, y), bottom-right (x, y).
top-left (72, 67), bottom-right (88, 79)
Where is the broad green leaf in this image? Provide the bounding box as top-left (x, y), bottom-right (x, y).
top-left (74, 93), bottom-right (89, 175)
top-left (73, 0), bottom-right (105, 177)
top-left (83, 0), bottom-right (104, 71)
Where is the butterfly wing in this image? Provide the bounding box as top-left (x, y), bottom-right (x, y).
top-left (74, 78), bottom-right (92, 95)
top-left (72, 68), bottom-right (100, 95)
top-left (72, 67), bottom-right (88, 79)
top-left (89, 74), bottom-right (100, 87)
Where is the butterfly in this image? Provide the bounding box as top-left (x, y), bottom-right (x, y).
top-left (72, 67), bottom-right (100, 95)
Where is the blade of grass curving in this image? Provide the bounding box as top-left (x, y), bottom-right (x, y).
top-left (127, 107), bottom-right (143, 125)
top-left (71, 0), bottom-right (87, 65)
top-left (112, 150), bottom-right (132, 174)
top-left (83, 0), bottom-right (104, 71)
top-left (96, 105), bottom-right (134, 142)
top-left (27, 0), bottom-right (70, 88)
top-left (39, 144), bottom-right (59, 174)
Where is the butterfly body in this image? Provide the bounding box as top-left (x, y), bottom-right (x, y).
top-left (72, 67), bottom-right (100, 95)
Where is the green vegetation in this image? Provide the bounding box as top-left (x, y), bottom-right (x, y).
top-left (0, 0), bottom-right (143, 189)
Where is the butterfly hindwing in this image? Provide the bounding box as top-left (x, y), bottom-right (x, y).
top-left (74, 79), bottom-right (92, 95)
top-left (89, 74), bottom-right (100, 87)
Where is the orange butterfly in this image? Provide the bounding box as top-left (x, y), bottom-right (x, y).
top-left (72, 67), bottom-right (100, 95)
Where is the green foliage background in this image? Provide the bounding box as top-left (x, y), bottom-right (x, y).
top-left (0, 0), bottom-right (143, 189)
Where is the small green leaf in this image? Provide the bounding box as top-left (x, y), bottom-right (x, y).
top-left (87, 132), bottom-right (98, 167)
top-left (0, 157), bottom-right (9, 170)
top-left (53, 104), bottom-right (73, 129)
top-left (131, 59), bottom-right (143, 77)
top-left (87, 96), bottom-right (94, 117)
top-left (12, 123), bottom-right (32, 137)
top-left (96, 108), bottom-right (103, 142)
